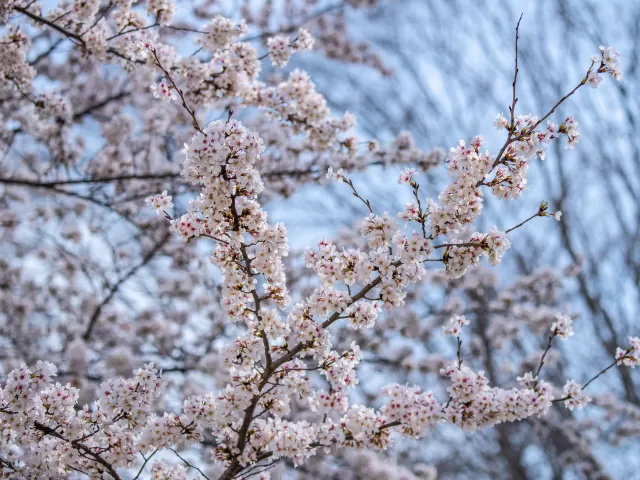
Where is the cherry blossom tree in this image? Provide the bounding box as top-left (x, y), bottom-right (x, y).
top-left (0, 1), bottom-right (635, 479)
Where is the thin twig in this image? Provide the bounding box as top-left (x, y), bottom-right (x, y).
top-left (171, 448), bottom-right (211, 480)
top-left (132, 449), bottom-right (158, 480)
top-left (505, 211), bottom-right (540, 234)
top-left (150, 49), bottom-right (204, 135)
top-left (535, 334), bottom-right (555, 378)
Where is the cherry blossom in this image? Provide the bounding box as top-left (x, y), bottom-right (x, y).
top-left (563, 380), bottom-right (592, 411)
top-left (551, 314), bottom-right (574, 340)
top-left (150, 78), bottom-right (177, 101)
top-left (145, 190), bottom-right (173, 215)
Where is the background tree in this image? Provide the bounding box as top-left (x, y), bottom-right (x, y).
top-left (0, 1), bottom-right (637, 479)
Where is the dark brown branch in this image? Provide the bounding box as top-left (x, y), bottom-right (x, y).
top-left (32, 422), bottom-right (122, 480)
top-left (83, 232), bottom-right (170, 340)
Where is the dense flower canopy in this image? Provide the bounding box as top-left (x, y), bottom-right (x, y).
top-left (0, 1), bottom-right (636, 479)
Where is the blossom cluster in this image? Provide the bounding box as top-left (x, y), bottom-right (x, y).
top-left (0, 362), bottom-right (200, 477)
top-left (442, 314), bottom-right (470, 337)
top-left (562, 380), bottom-right (592, 411)
top-left (616, 336), bottom-right (640, 367)
top-left (441, 364), bottom-right (555, 432)
top-left (145, 189), bottom-right (173, 214)
top-left (551, 313), bottom-right (575, 340)
top-left (588, 45), bottom-right (623, 86)
top-left (441, 228), bottom-right (511, 279)
top-left (267, 28), bottom-right (314, 68)
top-left (200, 15), bottom-right (248, 51)
top-left (150, 78), bottom-right (178, 102)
